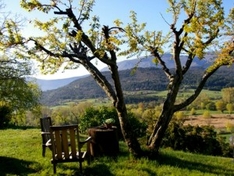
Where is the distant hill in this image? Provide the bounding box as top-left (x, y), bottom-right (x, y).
top-left (36, 54), bottom-right (211, 91)
top-left (35, 76), bottom-right (87, 91)
top-left (41, 66), bottom-right (234, 106)
top-left (102, 53), bottom-right (211, 71)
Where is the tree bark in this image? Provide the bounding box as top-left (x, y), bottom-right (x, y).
top-left (147, 75), bottom-right (181, 153)
top-left (116, 104), bottom-right (143, 157)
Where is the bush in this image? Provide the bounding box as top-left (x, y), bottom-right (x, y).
top-left (162, 121), bottom-right (233, 157)
top-left (79, 106), bottom-right (147, 138)
top-left (0, 105), bottom-right (12, 128)
top-left (79, 106), bottom-right (108, 132)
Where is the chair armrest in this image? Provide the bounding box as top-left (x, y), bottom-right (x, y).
top-left (45, 139), bottom-right (51, 147)
top-left (41, 132), bottom-right (50, 135)
top-left (79, 136), bottom-right (92, 145)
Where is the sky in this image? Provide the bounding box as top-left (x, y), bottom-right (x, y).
top-left (3, 0), bottom-right (234, 79)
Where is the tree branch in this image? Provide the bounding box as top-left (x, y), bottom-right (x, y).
top-left (81, 58), bottom-right (118, 105)
top-left (174, 66), bottom-right (219, 112)
top-left (182, 52), bottom-right (195, 75)
top-left (150, 47), bottom-right (171, 78)
top-left (102, 25), bottom-right (117, 62)
top-left (204, 29), bottom-right (220, 45)
top-left (54, 8), bottom-right (99, 56)
top-left (31, 39), bottom-right (88, 62)
top-left (176, 40), bottom-right (234, 111)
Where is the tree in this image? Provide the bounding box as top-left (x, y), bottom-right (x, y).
top-left (215, 100), bottom-right (225, 113)
top-left (20, 0), bottom-right (143, 157)
top-left (190, 92), bottom-right (210, 109)
top-left (0, 56), bottom-right (41, 112)
top-left (0, 1), bottom-right (41, 125)
top-left (221, 87), bottom-right (234, 103)
top-left (189, 107), bottom-right (196, 116)
top-left (0, 102), bottom-right (12, 128)
top-left (226, 103), bottom-right (233, 114)
top-left (19, 0), bottom-right (233, 157)
top-left (203, 110), bottom-right (211, 119)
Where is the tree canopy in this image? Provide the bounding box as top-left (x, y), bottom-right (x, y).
top-left (0, 1), bottom-right (41, 123)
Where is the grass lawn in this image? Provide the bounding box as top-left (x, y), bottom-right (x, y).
top-left (1, 128), bottom-right (234, 176)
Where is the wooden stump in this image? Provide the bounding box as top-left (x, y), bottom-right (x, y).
top-left (88, 126), bottom-right (119, 157)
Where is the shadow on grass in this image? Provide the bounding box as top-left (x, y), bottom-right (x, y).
top-left (57, 160), bottom-right (114, 176)
top-left (83, 163), bottom-right (115, 176)
top-left (0, 156), bottom-right (37, 175)
top-left (157, 152), bottom-right (234, 176)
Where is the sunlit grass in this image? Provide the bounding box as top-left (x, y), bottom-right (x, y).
top-left (1, 128), bottom-right (234, 175)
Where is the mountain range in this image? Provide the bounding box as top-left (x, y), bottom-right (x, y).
top-left (38, 54), bottom-right (234, 106)
top-left (36, 54), bottom-right (211, 91)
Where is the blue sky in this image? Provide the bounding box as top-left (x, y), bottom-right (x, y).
top-left (4, 0), bottom-right (234, 79)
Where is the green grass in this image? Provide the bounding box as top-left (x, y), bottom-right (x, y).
top-left (1, 128), bottom-right (234, 176)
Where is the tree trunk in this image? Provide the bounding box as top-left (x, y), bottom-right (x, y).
top-left (147, 75), bottom-right (181, 154)
top-left (86, 63), bottom-right (143, 157)
top-left (147, 108), bottom-right (174, 153)
top-left (116, 104), bottom-right (143, 157)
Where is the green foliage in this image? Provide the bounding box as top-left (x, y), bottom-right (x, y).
top-left (0, 104), bottom-right (12, 128)
top-left (0, 2), bottom-right (41, 121)
top-left (0, 6), bottom-right (42, 125)
top-left (127, 112), bottom-right (147, 138)
top-left (174, 111), bottom-right (185, 121)
top-left (0, 55), bottom-right (41, 114)
top-left (225, 121), bottom-right (234, 133)
top-left (226, 103), bottom-right (233, 114)
top-left (203, 110), bottom-right (211, 119)
top-left (130, 104), bottom-right (161, 136)
top-left (215, 100), bottom-right (226, 112)
top-left (189, 107), bottom-right (196, 116)
top-left (79, 106), bottom-right (147, 138)
top-left (222, 87), bottom-right (234, 103)
top-left (162, 121), bottom-right (233, 157)
top-left (79, 106), bottom-right (110, 132)
top-left (205, 102), bottom-right (216, 111)
top-left (51, 106), bottom-right (75, 125)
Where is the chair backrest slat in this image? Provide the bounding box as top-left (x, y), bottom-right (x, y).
top-left (69, 128), bottom-right (77, 158)
top-left (61, 130), bottom-right (69, 159)
top-left (40, 117), bottom-right (52, 143)
top-left (54, 130), bottom-right (63, 159)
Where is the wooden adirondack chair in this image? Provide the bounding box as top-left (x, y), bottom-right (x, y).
top-left (49, 124), bottom-right (92, 174)
top-left (40, 117), bottom-right (52, 157)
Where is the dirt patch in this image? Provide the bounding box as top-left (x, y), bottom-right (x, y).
top-left (184, 114), bottom-right (234, 129)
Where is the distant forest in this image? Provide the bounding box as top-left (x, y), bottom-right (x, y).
top-left (41, 66), bottom-right (234, 106)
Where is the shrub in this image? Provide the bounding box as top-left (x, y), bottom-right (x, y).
top-left (162, 121), bottom-right (233, 157)
top-left (203, 110), bottom-right (211, 119)
top-left (79, 106), bottom-right (108, 132)
top-left (189, 108), bottom-right (196, 116)
top-left (0, 105), bottom-right (12, 128)
top-left (79, 106), bottom-right (147, 138)
top-left (206, 102), bottom-right (216, 111)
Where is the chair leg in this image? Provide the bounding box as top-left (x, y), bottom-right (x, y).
top-left (87, 143), bottom-right (91, 165)
top-left (42, 146), bottom-right (46, 157)
top-left (79, 161), bottom-right (82, 173)
top-left (53, 163), bottom-right (56, 174)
